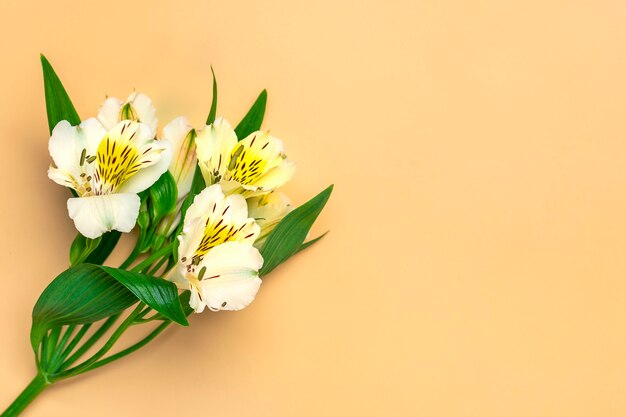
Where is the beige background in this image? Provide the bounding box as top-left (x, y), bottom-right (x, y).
top-left (1, 0), bottom-right (626, 415)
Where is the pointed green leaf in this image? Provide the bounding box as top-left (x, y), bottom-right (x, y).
top-left (41, 54), bottom-right (80, 133)
top-left (206, 66), bottom-right (218, 124)
top-left (296, 231), bottom-right (330, 254)
top-left (234, 89), bottom-right (267, 139)
top-left (31, 264), bottom-right (137, 351)
top-left (179, 290), bottom-right (195, 316)
top-left (149, 290), bottom-right (195, 321)
top-left (99, 266), bottom-right (188, 326)
top-left (69, 234), bottom-right (102, 266)
top-left (260, 185), bottom-right (333, 276)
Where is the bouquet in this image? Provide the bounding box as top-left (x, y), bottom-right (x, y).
top-left (1, 55), bottom-right (332, 416)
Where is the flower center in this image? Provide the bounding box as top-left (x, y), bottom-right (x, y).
top-left (93, 134), bottom-right (141, 194)
top-left (226, 141), bottom-right (268, 185)
top-left (190, 204), bottom-right (250, 265)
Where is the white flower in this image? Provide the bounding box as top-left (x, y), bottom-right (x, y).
top-left (168, 184), bottom-right (263, 312)
top-left (48, 119), bottom-right (171, 239)
top-left (97, 92), bottom-right (158, 136)
top-left (247, 191), bottom-right (292, 247)
top-left (195, 118), bottom-right (296, 197)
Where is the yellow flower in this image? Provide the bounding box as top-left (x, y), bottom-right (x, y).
top-left (195, 118), bottom-right (295, 197)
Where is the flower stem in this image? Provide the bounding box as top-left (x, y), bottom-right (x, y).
top-left (119, 241), bottom-right (142, 269)
top-left (1, 374), bottom-right (49, 417)
top-left (131, 243), bottom-right (173, 273)
top-left (55, 304), bottom-right (145, 379)
top-left (71, 320), bottom-right (172, 376)
top-left (56, 315), bottom-right (119, 373)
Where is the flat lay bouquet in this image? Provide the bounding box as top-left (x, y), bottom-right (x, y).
top-left (1, 55), bottom-right (332, 416)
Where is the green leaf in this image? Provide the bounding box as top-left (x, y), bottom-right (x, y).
top-left (148, 171), bottom-right (178, 224)
top-left (296, 231), bottom-right (329, 254)
top-left (69, 234), bottom-right (102, 266)
top-left (149, 290), bottom-right (194, 321)
top-left (234, 89), bottom-right (267, 139)
top-left (179, 291), bottom-right (195, 316)
top-left (206, 66), bottom-right (218, 124)
top-left (84, 231), bottom-right (121, 265)
top-left (260, 185), bottom-right (333, 276)
top-left (41, 54), bottom-right (80, 133)
top-left (31, 264), bottom-right (137, 351)
top-left (99, 267), bottom-right (189, 326)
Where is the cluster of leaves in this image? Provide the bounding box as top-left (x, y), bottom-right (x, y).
top-left (33, 55), bottom-right (332, 379)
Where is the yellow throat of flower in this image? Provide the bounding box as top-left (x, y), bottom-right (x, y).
top-left (93, 132), bottom-right (141, 193)
top-left (226, 140), bottom-right (269, 185)
top-left (189, 206), bottom-right (253, 265)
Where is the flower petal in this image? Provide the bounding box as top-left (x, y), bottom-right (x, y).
top-left (98, 121), bottom-right (172, 194)
top-left (237, 131), bottom-right (285, 172)
top-left (196, 242), bottom-right (263, 311)
top-left (247, 191), bottom-right (293, 245)
top-left (184, 184), bottom-right (258, 242)
top-left (164, 263), bottom-right (188, 289)
top-left (48, 119), bottom-right (106, 176)
top-left (127, 92), bottom-right (158, 136)
top-left (177, 184), bottom-right (260, 273)
top-left (117, 140), bottom-right (172, 194)
top-left (163, 116), bottom-right (196, 197)
top-left (48, 166), bottom-right (75, 188)
top-left (249, 159), bottom-right (296, 195)
top-left (67, 193), bottom-right (140, 239)
top-left (177, 215), bottom-right (206, 269)
top-left (219, 131), bottom-right (295, 196)
top-left (97, 97), bottom-right (124, 131)
top-left (190, 287), bottom-right (205, 313)
top-left (183, 184), bottom-right (226, 228)
top-left (195, 117), bottom-right (238, 185)
top-left (97, 93), bottom-right (158, 137)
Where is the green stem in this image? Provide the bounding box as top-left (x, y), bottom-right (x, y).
top-left (38, 336), bottom-right (48, 372)
top-left (2, 238), bottom-right (182, 415)
top-left (146, 254), bottom-right (170, 276)
top-left (72, 320), bottom-right (172, 376)
top-left (1, 374), bottom-right (49, 417)
top-left (57, 324), bottom-right (91, 364)
top-left (45, 327), bottom-right (61, 364)
top-left (119, 238), bottom-right (143, 269)
top-left (56, 315), bottom-right (118, 373)
top-left (47, 325), bottom-right (76, 372)
top-left (131, 243), bottom-right (173, 273)
top-left (56, 304), bottom-right (145, 379)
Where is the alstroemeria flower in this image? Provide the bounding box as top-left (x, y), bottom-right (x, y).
top-left (48, 119), bottom-right (171, 238)
top-left (195, 118), bottom-right (296, 197)
top-left (168, 184), bottom-right (263, 312)
top-left (247, 191), bottom-right (292, 247)
top-left (97, 92), bottom-right (158, 136)
top-left (154, 116), bottom-right (197, 236)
